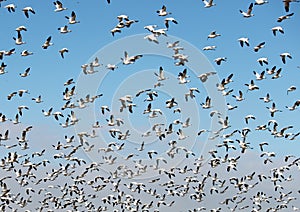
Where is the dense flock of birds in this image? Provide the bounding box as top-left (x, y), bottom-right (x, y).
top-left (0, 0), bottom-right (300, 211)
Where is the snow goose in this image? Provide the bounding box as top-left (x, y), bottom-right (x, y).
top-left (157, 5), bottom-right (171, 16)
top-left (164, 17), bottom-right (178, 28)
top-left (245, 80), bottom-right (259, 91)
top-left (22, 7), bottom-right (35, 18)
top-left (219, 116), bottom-right (231, 129)
top-left (253, 70), bottom-right (266, 80)
top-left (13, 31), bottom-right (25, 45)
top-left (240, 3), bottom-right (254, 18)
top-left (135, 88), bottom-right (151, 97)
top-left (42, 36), bottom-right (53, 49)
top-left (3, 49), bottom-right (15, 57)
top-left (17, 106), bottom-right (29, 116)
top-left (266, 102), bottom-right (282, 117)
top-left (200, 96), bottom-right (212, 109)
top-left (110, 27), bottom-right (121, 36)
top-left (42, 108), bottom-right (53, 117)
top-left (100, 105), bottom-right (110, 115)
top-left (216, 79), bottom-right (226, 91)
top-left (32, 95), bottom-right (42, 103)
top-left (245, 115), bottom-right (256, 124)
top-left (0, 51), bottom-right (4, 60)
top-left (64, 78), bottom-right (74, 86)
top-left (166, 97), bottom-right (177, 109)
top-left (277, 13), bottom-right (294, 22)
top-left (16, 26), bottom-right (27, 32)
top-left (198, 71), bottom-right (216, 82)
top-left (152, 28), bottom-right (168, 37)
top-left (4, 4), bottom-right (16, 12)
top-left (19, 67), bottom-right (30, 77)
top-left (177, 129), bottom-right (188, 140)
top-left (7, 92), bottom-right (17, 100)
top-left (106, 115), bottom-right (115, 126)
top-left (214, 57), bottom-right (226, 65)
top-left (144, 34), bottom-right (159, 44)
top-left (178, 68), bottom-right (190, 84)
top-left (287, 85), bottom-right (296, 95)
top-left (125, 19), bottom-right (139, 28)
top-left (271, 68), bottom-right (282, 79)
top-left (208, 31), bottom-right (221, 39)
top-left (203, 45), bottom-right (217, 51)
top-left (11, 114), bottom-right (20, 124)
top-left (121, 51), bottom-right (143, 65)
top-left (227, 103), bottom-right (237, 110)
top-left (155, 66), bottom-right (168, 81)
top-left (280, 52), bottom-right (292, 64)
top-left (259, 93), bottom-right (272, 103)
top-left (18, 89), bottom-right (29, 97)
top-left (266, 66), bottom-right (276, 75)
top-left (58, 25), bottom-right (71, 34)
top-left (238, 37), bottom-right (249, 47)
top-left (117, 14), bottom-right (129, 22)
top-left (283, 0), bottom-right (299, 12)
top-left (52, 111), bottom-right (64, 121)
top-left (232, 90), bottom-right (244, 101)
top-left (65, 11), bottom-right (80, 24)
top-left (222, 89), bottom-right (233, 96)
top-left (53, 1), bottom-right (67, 12)
top-left (185, 87), bottom-right (200, 101)
top-left (0, 130), bottom-right (9, 141)
top-left (91, 57), bottom-right (101, 67)
top-left (257, 57), bottom-right (268, 66)
top-left (0, 62), bottom-right (7, 75)
top-left (167, 40), bottom-right (180, 48)
top-left (21, 50), bottom-right (33, 56)
top-left (106, 63), bottom-right (118, 71)
top-left (144, 24), bottom-right (157, 33)
top-left (59, 48), bottom-right (69, 58)
top-left (254, 42), bottom-right (265, 52)
top-left (202, 0), bottom-right (216, 8)
top-left (285, 100), bottom-right (300, 111)
top-left (255, 0), bottom-right (268, 5)
top-left (182, 117), bottom-right (191, 128)
top-left (223, 73), bottom-right (233, 85)
top-left (272, 26), bottom-right (284, 36)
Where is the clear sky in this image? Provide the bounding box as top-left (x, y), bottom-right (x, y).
top-left (0, 0), bottom-right (300, 211)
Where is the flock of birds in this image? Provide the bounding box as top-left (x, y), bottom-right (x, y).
top-left (0, 0), bottom-right (300, 211)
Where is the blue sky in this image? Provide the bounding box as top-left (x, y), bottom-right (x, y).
top-left (0, 0), bottom-right (300, 211)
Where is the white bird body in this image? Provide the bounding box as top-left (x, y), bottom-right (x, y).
top-left (54, 0), bottom-right (67, 12)
top-left (22, 7), bottom-right (35, 18)
top-left (240, 3), bottom-right (254, 18)
top-left (13, 31), bottom-right (25, 45)
top-left (208, 31), bottom-right (221, 39)
top-left (203, 45), bottom-right (217, 51)
top-left (272, 26), bottom-right (284, 36)
top-left (238, 37), bottom-right (250, 47)
top-left (58, 25), bottom-right (71, 33)
top-left (245, 80), bottom-right (259, 91)
top-left (42, 36), bottom-right (53, 49)
top-left (121, 51), bottom-right (143, 65)
top-left (157, 5), bottom-right (171, 16)
top-left (4, 4), bottom-right (16, 12)
top-left (255, 0), bottom-right (268, 5)
top-left (65, 11), bottom-right (80, 24)
top-left (253, 70), bottom-right (266, 80)
top-left (257, 57), bottom-right (268, 66)
top-left (202, 0), bottom-right (216, 8)
top-left (59, 48), bottom-right (69, 58)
